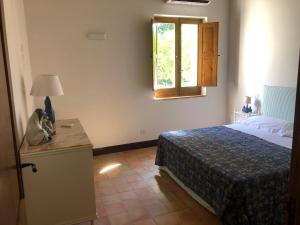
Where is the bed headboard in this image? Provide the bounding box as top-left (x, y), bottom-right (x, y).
top-left (263, 85), bottom-right (296, 122)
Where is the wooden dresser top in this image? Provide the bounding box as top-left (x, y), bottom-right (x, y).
top-left (20, 119), bottom-right (93, 156)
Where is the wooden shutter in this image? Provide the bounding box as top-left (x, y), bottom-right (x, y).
top-left (198, 22), bottom-right (219, 87)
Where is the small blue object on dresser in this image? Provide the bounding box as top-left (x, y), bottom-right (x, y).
top-left (242, 106), bottom-right (252, 113)
top-left (45, 96), bottom-right (55, 124)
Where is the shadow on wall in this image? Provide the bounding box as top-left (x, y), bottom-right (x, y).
top-left (228, 0), bottom-right (242, 118)
top-left (20, 75), bottom-right (29, 118)
top-left (241, 1), bottom-right (272, 96)
top-left (229, 0), bottom-right (241, 90)
top-left (16, 75), bottom-right (29, 144)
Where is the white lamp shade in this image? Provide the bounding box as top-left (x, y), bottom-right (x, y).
top-left (30, 74), bottom-right (64, 96)
top-left (245, 96), bottom-right (252, 105)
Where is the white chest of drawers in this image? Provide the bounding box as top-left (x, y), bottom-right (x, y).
top-left (20, 119), bottom-right (96, 225)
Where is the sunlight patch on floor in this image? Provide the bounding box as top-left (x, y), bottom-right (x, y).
top-left (99, 163), bottom-right (121, 174)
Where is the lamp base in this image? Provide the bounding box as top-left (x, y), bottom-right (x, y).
top-left (45, 96), bottom-right (55, 124)
top-left (242, 105), bottom-right (252, 113)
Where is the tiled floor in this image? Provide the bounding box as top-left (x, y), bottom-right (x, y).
top-left (78, 147), bottom-right (220, 225)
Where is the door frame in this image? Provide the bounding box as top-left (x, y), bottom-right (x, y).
top-left (288, 54), bottom-right (300, 225)
top-left (0, 0), bottom-right (24, 205)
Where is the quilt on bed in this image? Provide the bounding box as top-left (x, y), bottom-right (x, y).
top-left (155, 126), bottom-right (291, 225)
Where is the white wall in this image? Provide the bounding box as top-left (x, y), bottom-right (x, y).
top-left (24, 0), bottom-right (229, 148)
top-left (228, 0), bottom-right (300, 121)
top-left (2, 0), bottom-right (33, 146)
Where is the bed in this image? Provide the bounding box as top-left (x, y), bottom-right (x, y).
top-left (155, 86), bottom-right (296, 225)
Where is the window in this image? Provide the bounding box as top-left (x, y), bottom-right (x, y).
top-left (152, 16), bottom-right (219, 99)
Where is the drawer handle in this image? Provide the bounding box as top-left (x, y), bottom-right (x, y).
top-left (21, 163), bottom-right (38, 173)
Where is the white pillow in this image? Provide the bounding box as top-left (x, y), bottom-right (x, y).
top-left (241, 115), bottom-right (293, 136)
top-left (278, 123), bottom-right (294, 138)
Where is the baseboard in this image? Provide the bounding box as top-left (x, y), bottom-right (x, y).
top-left (93, 139), bottom-right (158, 155)
top-left (53, 214), bottom-right (97, 225)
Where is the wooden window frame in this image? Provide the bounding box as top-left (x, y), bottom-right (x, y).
top-left (152, 16), bottom-right (218, 99)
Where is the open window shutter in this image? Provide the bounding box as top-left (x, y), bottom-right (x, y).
top-left (152, 19), bottom-right (156, 90)
top-left (198, 22), bottom-right (219, 87)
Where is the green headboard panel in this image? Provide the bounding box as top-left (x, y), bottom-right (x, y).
top-left (263, 85), bottom-right (296, 122)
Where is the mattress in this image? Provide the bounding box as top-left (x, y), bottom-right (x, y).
top-left (155, 125), bottom-right (291, 225)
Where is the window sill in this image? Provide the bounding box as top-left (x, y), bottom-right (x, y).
top-left (153, 94), bottom-right (207, 100)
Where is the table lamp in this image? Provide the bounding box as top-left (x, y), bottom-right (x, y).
top-left (30, 74), bottom-right (64, 124)
top-left (242, 96), bottom-right (252, 113)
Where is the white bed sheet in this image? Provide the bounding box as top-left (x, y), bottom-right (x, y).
top-left (225, 123), bottom-right (292, 149)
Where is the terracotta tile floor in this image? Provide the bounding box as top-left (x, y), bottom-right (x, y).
top-left (78, 147), bottom-right (221, 225)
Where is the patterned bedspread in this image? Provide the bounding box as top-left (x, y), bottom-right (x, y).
top-left (155, 126), bottom-right (291, 225)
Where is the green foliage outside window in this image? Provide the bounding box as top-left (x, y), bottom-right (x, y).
top-left (153, 23), bottom-right (194, 89)
top-left (153, 23), bottom-right (175, 89)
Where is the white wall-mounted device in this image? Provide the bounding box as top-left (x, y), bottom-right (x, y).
top-left (86, 32), bottom-right (107, 40)
top-left (166, 0), bottom-right (211, 6)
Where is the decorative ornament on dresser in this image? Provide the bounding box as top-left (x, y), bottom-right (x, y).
top-left (30, 74), bottom-right (64, 124)
top-left (25, 109), bottom-right (55, 146)
top-left (253, 95), bottom-right (262, 114)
